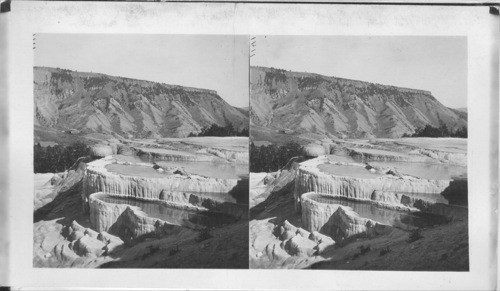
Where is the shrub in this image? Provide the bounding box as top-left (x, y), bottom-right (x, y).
top-left (250, 142), bottom-right (304, 172)
top-left (405, 125), bottom-right (467, 138)
top-left (195, 228), bottom-right (213, 242)
top-left (188, 123), bottom-right (248, 137)
top-left (379, 246), bottom-right (391, 256)
top-left (34, 141), bottom-right (96, 173)
top-left (407, 228), bottom-right (424, 243)
top-left (169, 245), bottom-right (180, 256)
top-left (358, 245), bottom-right (371, 255)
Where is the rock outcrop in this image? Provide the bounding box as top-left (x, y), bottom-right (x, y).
top-left (88, 195), bottom-right (187, 240)
top-left (62, 220), bottom-right (124, 258)
top-left (301, 193), bottom-right (392, 241)
top-left (251, 219), bottom-right (336, 267)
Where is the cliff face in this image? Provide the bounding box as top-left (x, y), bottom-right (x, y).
top-left (34, 67), bottom-right (248, 138)
top-left (250, 66), bottom-right (467, 138)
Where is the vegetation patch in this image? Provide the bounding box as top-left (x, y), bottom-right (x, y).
top-left (250, 142), bottom-right (304, 172)
top-left (189, 124), bottom-right (248, 137)
top-left (403, 125), bottom-right (467, 138)
top-left (34, 141), bottom-right (97, 173)
top-left (407, 228), bottom-right (424, 243)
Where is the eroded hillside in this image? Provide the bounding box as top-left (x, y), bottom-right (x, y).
top-left (250, 66), bottom-right (467, 139)
top-left (34, 67), bottom-right (249, 138)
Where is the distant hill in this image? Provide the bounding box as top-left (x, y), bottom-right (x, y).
top-left (34, 67), bottom-right (249, 138)
top-left (250, 66), bottom-right (467, 139)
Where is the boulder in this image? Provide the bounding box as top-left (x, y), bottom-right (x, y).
top-left (84, 228), bottom-right (99, 239)
top-left (295, 227), bottom-right (311, 238)
top-left (264, 241), bottom-right (290, 261)
top-left (302, 143), bottom-right (327, 158)
top-left (309, 231), bottom-right (335, 245)
top-left (284, 235), bottom-right (317, 257)
top-left (282, 220), bottom-right (297, 233)
top-left (281, 229), bottom-right (296, 240)
top-left (72, 235), bottom-right (106, 257)
top-left (70, 221), bottom-right (86, 233)
top-left (315, 240), bottom-right (335, 254)
top-left (50, 174), bottom-right (63, 186)
top-left (90, 144), bottom-right (113, 158)
top-left (97, 231), bottom-right (124, 245)
top-left (68, 230), bottom-right (85, 242)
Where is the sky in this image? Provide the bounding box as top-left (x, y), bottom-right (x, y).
top-left (35, 34), bottom-right (249, 108)
top-left (251, 36), bottom-right (467, 109)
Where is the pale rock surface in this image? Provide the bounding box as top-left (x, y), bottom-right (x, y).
top-left (284, 234), bottom-right (317, 256)
top-left (71, 235), bottom-right (106, 257)
top-left (294, 156), bottom-right (452, 212)
top-left (82, 156), bottom-right (239, 213)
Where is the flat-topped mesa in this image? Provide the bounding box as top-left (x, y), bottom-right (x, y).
top-left (34, 67), bottom-right (248, 138)
top-left (250, 66), bottom-right (466, 138)
top-left (34, 66), bottom-right (219, 95)
top-left (176, 86), bottom-right (218, 95)
top-left (294, 156), bottom-right (454, 213)
top-left (82, 156), bottom-right (240, 214)
top-left (253, 66), bottom-right (432, 96)
top-left (331, 77), bottom-right (432, 96)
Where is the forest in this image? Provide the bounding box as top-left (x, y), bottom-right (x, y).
top-left (250, 142), bottom-right (303, 172)
top-left (403, 125), bottom-right (468, 138)
top-left (34, 141), bottom-right (95, 173)
top-left (188, 124), bottom-right (249, 137)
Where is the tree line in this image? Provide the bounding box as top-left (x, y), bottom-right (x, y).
top-left (34, 141), bottom-right (94, 173)
top-left (403, 125), bottom-right (467, 138)
top-left (250, 142), bottom-right (303, 172)
top-left (188, 124), bottom-right (249, 137)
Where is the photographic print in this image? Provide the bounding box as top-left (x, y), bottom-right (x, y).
top-left (32, 34), bottom-right (250, 268)
top-left (249, 36), bottom-right (468, 270)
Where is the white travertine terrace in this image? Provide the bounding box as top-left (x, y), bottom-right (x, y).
top-left (294, 156), bottom-right (452, 212)
top-left (88, 193), bottom-right (189, 238)
top-left (82, 156), bottom-right (239, 213)
top-left (301, 192), bottom-right (392, 241)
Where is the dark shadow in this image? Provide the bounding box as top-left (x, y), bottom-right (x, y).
top-left (440, 178), bottom-right (468, 206)
top-left (228, 177), bottom-right (249, 205)
top-left (250, 175), bottom-right (295, 220)
top-left (33, 175), bottom-right (88, 227)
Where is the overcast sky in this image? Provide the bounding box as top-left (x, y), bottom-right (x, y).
top-left (35, 34), bottom-right (249, 108)
top-left (251, 36), bottom-right (467, 109)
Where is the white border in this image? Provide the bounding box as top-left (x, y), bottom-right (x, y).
top-left (6, 2), bottom-right (498, 290)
